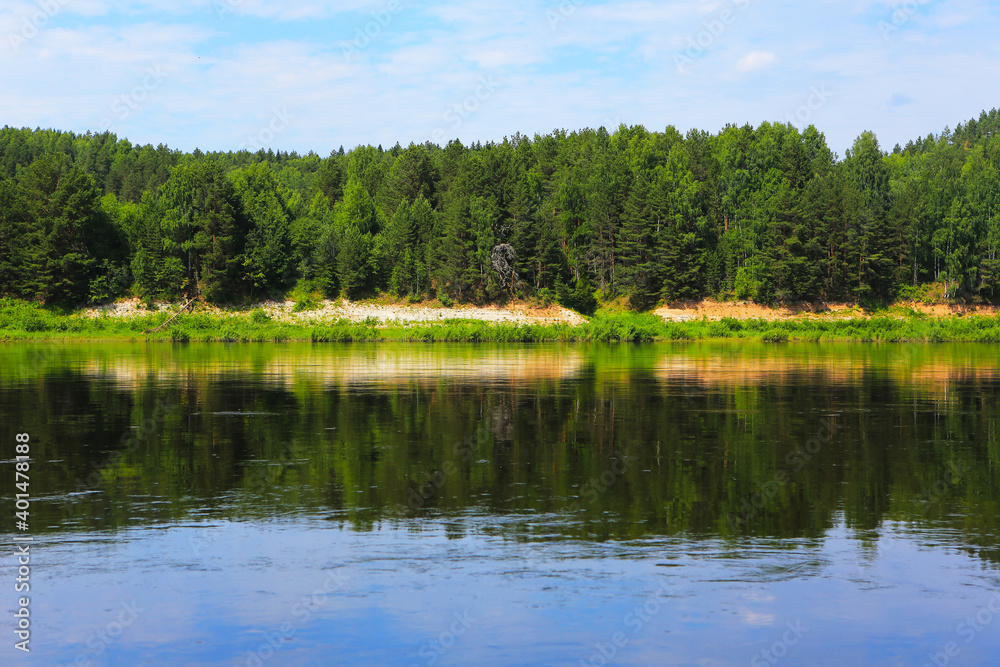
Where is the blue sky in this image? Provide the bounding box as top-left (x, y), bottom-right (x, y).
top-left (2, 0), bottom-right (998, 157)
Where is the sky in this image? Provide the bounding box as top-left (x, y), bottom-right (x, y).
top-left (1, 0), bottom-right (998, 157)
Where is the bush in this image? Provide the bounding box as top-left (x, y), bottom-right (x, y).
top-left (705, 321), bottom-right (732, 338)
top-left (720, 317), bottom-right (743, 332)
top-left (0, 300), bottom-right (55, 332)
top-left (536, 288), bottom-right (555, 307)
top-left (761, 330), bottom-right (789, 343)
top-left (926, 325), bottom-right (946, 343)
top-left (293, 294), bottom-right (320, 312)
top-left (559, 278), bottom-right (598, 317)
top-left (664, 325), bottom-right (692, 340)
top-left (583, 312), bottom-right (664, 342)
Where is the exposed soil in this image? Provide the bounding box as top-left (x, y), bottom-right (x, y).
top-left (654, 300), bottom-right (1000, 322)
top-left (83, 297), bottom-right (1000, 326)
top-left (83, 298), bottom-right (587, 326)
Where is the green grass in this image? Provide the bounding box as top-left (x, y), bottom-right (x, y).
top-left (5, 298), bottom-right (1000, 343)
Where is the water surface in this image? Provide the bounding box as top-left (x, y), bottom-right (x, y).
top-left (1, 343), bottom-right (999, 665)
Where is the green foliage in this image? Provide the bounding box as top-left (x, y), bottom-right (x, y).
top-left (5, 111), bottom-right (1000, 308)
top-left (231, 163), bottom-right (293, 295)
top-left (384, 196), bottom-right (433, 298)
top-left (292, 292), bottom-right (321, 312)
top-left (15, 154), bottom-right (113, 304)
top-left (0, 178), bottom-right (31, 298)
top-left (761, 330), bottom-right (789, 343)
top-left (558, 276), bottom-right (598, 316)
top-left (734, 264), bottom-right (769, 303)
top-left (333, 178), bottom-right (380, 298)
top-left (4, 294), bottom-right (1000, 344)
top-left (157, 160), bottom-right (247, 301)
top-left (582, 312), bottom-right (666, 342)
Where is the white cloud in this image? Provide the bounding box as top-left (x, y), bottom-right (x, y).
top-left (587, 2), bottom-right (689, 24)
top-left (736, 49), bottom-right (777, 72)
top-left (741, 610), bottom-right (777, 626)
top-left (1, 0), bottom-right (998, 157)
top-left (888, 92), bottom-right (914, 107)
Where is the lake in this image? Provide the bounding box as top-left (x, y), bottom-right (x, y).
top-left (1, 342), bottom-right (999, 666)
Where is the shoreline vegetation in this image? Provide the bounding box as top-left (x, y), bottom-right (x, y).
top-left (6, 296), bottom-right (1000, 343)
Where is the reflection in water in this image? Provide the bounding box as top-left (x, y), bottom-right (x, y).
top-left (1, 342), bottom-right (999, 665)
top-left (3, 343), bottom-right (998, 548)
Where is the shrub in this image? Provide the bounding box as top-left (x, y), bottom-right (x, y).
top-left (293, 294), bottom-right (320, 312)
top-left (761, 330), bottom-right (789, 343)
top-left (705, 321), bottom-right (731, 338)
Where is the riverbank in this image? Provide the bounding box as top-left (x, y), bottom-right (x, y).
top-left (5, 297), bottom-right (1000, 343)
top-left (83, 297), bottom-right (587, 326)
top-left (654, 299), bottom-right (1000, 322)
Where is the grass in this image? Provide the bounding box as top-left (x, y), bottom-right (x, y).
top-left (5, 297), bottom-right (1000, 343)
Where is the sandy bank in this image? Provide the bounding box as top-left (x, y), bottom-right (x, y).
top-left (84, 298), bottom-right (587, 326)
top-left (654, 300), bottom-right (1000, 322)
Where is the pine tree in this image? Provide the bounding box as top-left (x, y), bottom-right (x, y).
top-left (844, 132), bottom-right (894, 303)
top-left (159, 161), bottom-right (245, 301)
top-left (469, 196), bottom-right (498, 300)
top-left (0, 179), bottom-right (30, 297)
top-left (231, 163), bottom-right (293, 296)
top-left (333, 177), bottom-right (379, 298)
top-left (19, 154), bottom-right (103, 304)
top-left (656, 148), bottom-right (706, 302)
top-left (385, 197), bottom-right (433, 297)
top-left (619, 176), bottom-right (659, 309)
top-left (433, 193), bottom-right (479, 302)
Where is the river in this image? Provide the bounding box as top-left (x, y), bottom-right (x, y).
top-left (1, 342), bottom-right (998, 665)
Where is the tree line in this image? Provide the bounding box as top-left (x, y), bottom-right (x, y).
top-left (1, 110), bottom-right (999, 310)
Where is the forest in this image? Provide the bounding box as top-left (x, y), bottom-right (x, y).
top-left (1, 109), bottom-right (999, 312)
